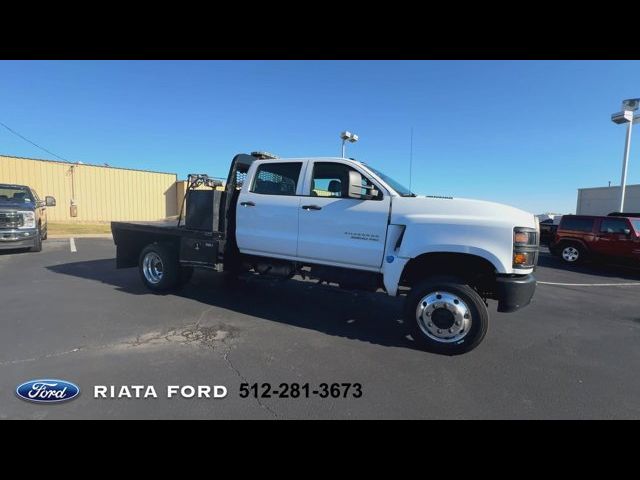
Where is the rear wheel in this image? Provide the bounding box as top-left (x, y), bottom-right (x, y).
top-left (404, 277), bottom-right (488, 355)
top-left (559, 243), bottom-right (585, 264)
top-left (139, 243), bottom-right (180, 293)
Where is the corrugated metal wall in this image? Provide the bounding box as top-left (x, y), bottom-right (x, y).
top-left (0, 155), bottom-right (179, 222)
top-left (576, 185), bottom-right (640, 215)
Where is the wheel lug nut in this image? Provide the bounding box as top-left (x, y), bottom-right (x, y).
top-left (449, 328), bottom-right (454, 333)
top-left (437, 329), bottom-right (442, 334)
top-left (428, 322), bottom-right (433, 327)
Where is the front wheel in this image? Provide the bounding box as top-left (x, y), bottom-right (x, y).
top-left (29, 226), bottom-right (43, 252)
top-left (404, 277), bottom-right (489, 355)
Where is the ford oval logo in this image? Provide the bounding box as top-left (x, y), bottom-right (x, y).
top-left (16, 379), bottom-right (80, 403)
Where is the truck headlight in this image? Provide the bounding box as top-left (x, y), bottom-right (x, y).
top-left (513, 227), bottom-right (538, 268)
top-left (20, 211), bottom-right (35, 229)
top-left (514, 228), bottom-right (537, 246)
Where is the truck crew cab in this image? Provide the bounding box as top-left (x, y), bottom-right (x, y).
top-left (0, 183), bottom-right (56, 252)
top-left (112, 152), bottom-right (538, 354)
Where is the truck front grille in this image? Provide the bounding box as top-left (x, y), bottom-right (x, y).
top-left (0, 212), bottom-right (23, 228)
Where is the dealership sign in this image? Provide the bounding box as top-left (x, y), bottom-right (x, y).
top-left (16, 379), bottom-right (80, 403)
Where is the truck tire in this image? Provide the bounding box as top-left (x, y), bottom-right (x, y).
top-left (29, 226), bottom-right (43, 252)
top-left (559, 242), bottom-right (585, 264)
top-left (404, 276), bottom-right (488, 355)
top-left (139, 243), bottom-right (180, 293)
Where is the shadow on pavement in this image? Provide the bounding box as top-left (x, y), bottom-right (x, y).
top-left (0, 248), bottom-right (30, 256)
top-left (47, 259), bottom-right (421, 352)
top-left (537, 252), bottom-right (640, 281)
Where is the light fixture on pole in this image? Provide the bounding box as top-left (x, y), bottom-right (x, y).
top-left (340, 131), bottom-right (359, 158)
top-left (611, 98), bottom-right (640, 213)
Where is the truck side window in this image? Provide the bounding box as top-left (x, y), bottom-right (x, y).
top-left (561, 217), bottom-right (594, 232)
top-left (251, 162), bottom-right (302, 196)
top-left (311, 162), bottom-right (381, 200)
top-left (600, 218), bottom-right (629, 234)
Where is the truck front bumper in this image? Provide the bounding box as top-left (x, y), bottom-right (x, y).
top-left (495, 274), bottom-right (536, 313)
top-left (0, 229), bottom-right (37, 250)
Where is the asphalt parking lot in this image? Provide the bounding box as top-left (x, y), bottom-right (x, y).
top-left (1, 238), bottom-right (639, 419)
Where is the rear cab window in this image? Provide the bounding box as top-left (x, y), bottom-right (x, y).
top-left (560, 217), bottom-right (594, 232)
top-left (251, 162), bottom-right (303, 196)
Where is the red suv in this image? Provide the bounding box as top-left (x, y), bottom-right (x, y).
top-left (550, 215), bottom-right (640, 265)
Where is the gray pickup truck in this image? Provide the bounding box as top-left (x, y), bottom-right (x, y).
top-left (0, 183), bottom-right (56, 252)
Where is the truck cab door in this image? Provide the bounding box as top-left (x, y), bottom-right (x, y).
top-left (235, 160), bottom-right (305, 258)
top-left (297, 160), bottom-right (391, 269)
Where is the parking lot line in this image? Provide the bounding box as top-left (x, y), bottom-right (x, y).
top-left (69, 237), bottom-right (77, 253)
top-left (538, 281), bottom-right (640, 287)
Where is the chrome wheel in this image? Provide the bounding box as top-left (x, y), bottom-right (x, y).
top-left (562, 246), bottom-right (579, 262)
top-left (415, 291), bottom-right (472, 344)
top-left (142, 251), bottom-right (164, 284)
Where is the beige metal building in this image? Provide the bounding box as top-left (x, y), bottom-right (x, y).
top-left (0, 154), bottom-right (179, 222)
top-left (576, 184), bottom-right (640, 215)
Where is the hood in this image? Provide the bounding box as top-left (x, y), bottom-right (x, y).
top-left (391, 195), bottom-right (536, 229)
top-left (0, 202), bottom-right (35, 212)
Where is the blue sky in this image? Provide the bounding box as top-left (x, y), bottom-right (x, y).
top-left (0, 60), bottom-right (638, 214)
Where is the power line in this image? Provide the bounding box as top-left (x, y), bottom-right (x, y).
top-left (0, 121), bottom-right (71, 163)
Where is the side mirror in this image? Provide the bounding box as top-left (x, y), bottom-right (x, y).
top-left (347, 170), bottom-right (380, 200)
top-left (348, 170), bottom-right (364, 199)
top-left (45, 196), bottom-right (56, 207)
top-left (624, 228), bottom-right (631, 236)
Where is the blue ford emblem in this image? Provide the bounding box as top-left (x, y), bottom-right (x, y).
top-left (16, 379), bottom-right (80, 403)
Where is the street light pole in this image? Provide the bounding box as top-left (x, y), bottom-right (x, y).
top-left (339, 131), bottom-right (359, 158)
top-left (611, 98), bottom-right (640, 213)
top-left (619, 119), bottom-right (633, 212)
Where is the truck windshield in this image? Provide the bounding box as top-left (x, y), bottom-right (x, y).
top-left (366, 166), bottom-right (415, 197)
top-left (0, 186), bottom-right (33, 203)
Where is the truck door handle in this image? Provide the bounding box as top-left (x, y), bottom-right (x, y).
top-left (301, 205), bottom-right (322, 211)
top-left (240, 201), bottom-right (255, 207)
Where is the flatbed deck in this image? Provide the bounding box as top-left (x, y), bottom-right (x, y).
top-left (111, 220), bottom-right (225, 269)
top-left (111, 220), bottom-right (224, 240)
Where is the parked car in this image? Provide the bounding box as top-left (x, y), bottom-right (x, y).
top-left (0, 183), bottom-right (56, 252)
top-left (112, 152), bottom-right (539, 355)
top-left (549, 214), bottom-right (640, 265)
top-left (539, 216), bottom-right (562, 245)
